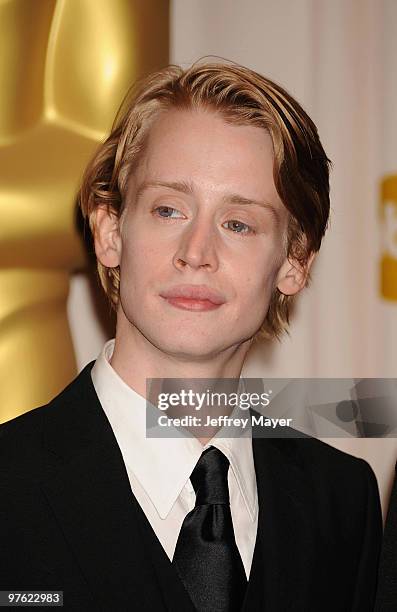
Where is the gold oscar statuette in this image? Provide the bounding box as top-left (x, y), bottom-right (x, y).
top-left (0, 0), bottom-right (169, 422)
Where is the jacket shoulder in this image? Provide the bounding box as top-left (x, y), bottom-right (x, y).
top-left (290, 435), bottom-right (380, 503)
top-left (296, 435), bottom-right (373, 472)
top-left (0, 362), bottom-right (95, 469)
top-left (263, 429), bottom-right (379, 497)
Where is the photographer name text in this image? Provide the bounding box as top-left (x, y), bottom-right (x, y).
top-left (157, 414), bottom-right (292, 429)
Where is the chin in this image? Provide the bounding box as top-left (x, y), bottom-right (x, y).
top-left (154, 335), bottom-right (222, 360)
top-left (148, 326), bottom-right (252, 361)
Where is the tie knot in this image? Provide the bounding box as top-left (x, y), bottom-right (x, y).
top-left (190, 446), bottom-right (230, 506)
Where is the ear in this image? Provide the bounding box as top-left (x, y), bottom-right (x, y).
top-left (276, 252), bottom-right (316, 296)
top-left (93, 205), bottom-right (122, 268)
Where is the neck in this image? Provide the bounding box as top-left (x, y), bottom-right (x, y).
top-left (111, 324), bottom-right (252, 397)
top-left (109, 314), bottom-right (253, 445)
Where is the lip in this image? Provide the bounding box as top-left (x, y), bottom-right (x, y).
top-left (160, 284), bottom-right (226, 309)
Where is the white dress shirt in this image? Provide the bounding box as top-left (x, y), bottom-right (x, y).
top-left (90, 339), bottom-right (258, 578)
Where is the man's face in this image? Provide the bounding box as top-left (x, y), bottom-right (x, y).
top-left (105, 108), bottom-right (293, 358)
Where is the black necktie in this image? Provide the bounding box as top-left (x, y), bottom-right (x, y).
top-left (172, 446), bottom-right (248, 612)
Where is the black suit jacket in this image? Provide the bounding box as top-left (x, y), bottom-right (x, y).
top-left (375, 462), bottom-right (397, 611)
top-left (0, 363), bottom-right (382, 611)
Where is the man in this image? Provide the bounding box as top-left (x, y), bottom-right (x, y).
top-left (0, 61), bottom-right (382, 611)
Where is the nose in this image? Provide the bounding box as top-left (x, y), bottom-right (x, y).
top-left (173, 217), bottom-right (219, 272)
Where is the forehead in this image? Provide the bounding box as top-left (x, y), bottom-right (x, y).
top-left (129, 108), bottom-right (284, 213)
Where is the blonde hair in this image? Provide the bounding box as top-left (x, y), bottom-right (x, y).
top-left (79, 60), bottom-right (331, 340)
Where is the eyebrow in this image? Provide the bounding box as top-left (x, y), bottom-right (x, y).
top-left (135, 180), bottom-right (281, 224)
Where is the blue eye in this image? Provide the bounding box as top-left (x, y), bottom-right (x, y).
top-left (224, 220), bottom-right (254, 234)
top-left (153, 206), bottom-right (183, 219)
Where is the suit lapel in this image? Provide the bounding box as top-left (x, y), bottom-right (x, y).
top-left (243, 430), bottom-right (317, 611)
top-left (40, 364), bottom-right (195, 612)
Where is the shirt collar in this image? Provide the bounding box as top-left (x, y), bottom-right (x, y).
top-left (91, 339), bottom-right (257, 522)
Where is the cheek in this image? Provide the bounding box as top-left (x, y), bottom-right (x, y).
top-left (119, 236), bottom-right (165, 295)
top-left (238, 259), bottom-right (280, 309)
